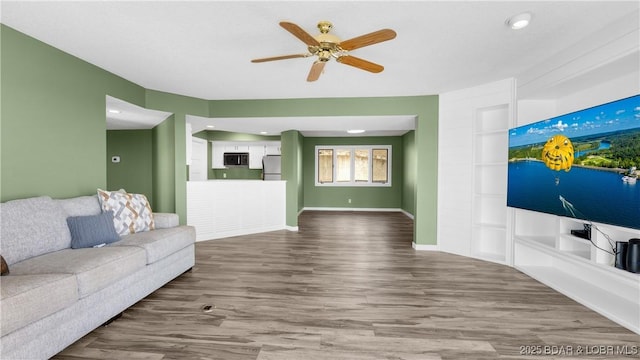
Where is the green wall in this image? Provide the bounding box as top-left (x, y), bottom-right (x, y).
top-left (145, 91), bottom-right (209, 223)
top-left (281, 130), bottom-right (303, 227)
top-left (1, 24), bottom-right (145, 201)
top-left (2, 24), bottom-right (438, 246)
top-left (106, 130), bottom-right (154, 205)
top-left (209, 97), bottom-right (438, 245)
top-left (402, 130), bottom-right (416, 215)
top-left (302, 136), bottom-right (404, 209)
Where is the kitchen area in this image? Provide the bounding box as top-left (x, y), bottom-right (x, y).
top-left (186, 136), bottom-right (287, 241)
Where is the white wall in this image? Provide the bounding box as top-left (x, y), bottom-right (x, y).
top-left (556, 71), bottom-right (639, 116)
top-left (437, 78), bottom-right (515, 256)
top-left (517, 71), bottom-right (639, 127)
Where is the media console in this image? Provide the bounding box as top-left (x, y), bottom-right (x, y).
top-left (512, 208), bottom-right (640, 334)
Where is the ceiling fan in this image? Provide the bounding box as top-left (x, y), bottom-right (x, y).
top-left (251, 21), bottom-right (397, 82)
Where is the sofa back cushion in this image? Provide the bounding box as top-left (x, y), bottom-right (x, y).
top-left (55, 195), bottom-right (101, 217)
top-left (0, 196), bottom-right (72, 265)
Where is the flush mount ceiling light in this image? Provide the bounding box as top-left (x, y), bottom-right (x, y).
top-left (506, 12), bottom-right (532, 30)
top-left (347, 129), bottom-right (365, 134)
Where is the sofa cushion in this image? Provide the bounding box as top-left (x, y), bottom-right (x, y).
top-left (0, 196), bottom-right (72, 265)
top-left (67, 211), bottom-right (121, 249)
top-left (56, 195), bottom-right (102, 217)
top-left (10, 247), bottom-right (146, 298)
top-left (97, 189), bottom-right (155, 236)
top-left (153, 213), bottom-right (179, 229)
top-left (111, 226), bottom-right (195, 264)
top-left (0, 274), bottom-right (78, 335)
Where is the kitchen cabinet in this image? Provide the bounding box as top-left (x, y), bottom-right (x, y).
top-left (225, 144), bottom-right (250, 152)
top-left (249, 145), bottom-right (266, 169)
top-left (211, 142), bottom-right (226, 169)
top-left (265, 144), bottom-right (281, 155)
top-left (211, 141), bottom-right (280, 169)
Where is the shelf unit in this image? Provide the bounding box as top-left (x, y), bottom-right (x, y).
top-left (471, 104), bottom-right (511, 264)
top-left (513, 208), bottom-right (640, 333)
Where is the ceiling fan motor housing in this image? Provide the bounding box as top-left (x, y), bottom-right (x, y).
top-left (311, 21), bottom-right (343, 60)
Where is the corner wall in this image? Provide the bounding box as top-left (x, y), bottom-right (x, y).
top-left (145, 90), bottom-right (210, 223)
top-left (402, 130), bottom-right (416, 216)
top-left (1, 24), bottom-right (145, 201)
top-left (106, 130), bottom-right (154, 205)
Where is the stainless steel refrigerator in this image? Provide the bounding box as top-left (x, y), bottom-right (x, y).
top-left (262, 155), bottom-right (281, 180)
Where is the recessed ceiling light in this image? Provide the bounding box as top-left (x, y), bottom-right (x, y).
top-left (506, 12), bottom-right (532, 30)
top-left (206, 125), bottom-right (215, 128)
top-left (108, 109), bottom-right (121, 114)
top-left (347, 129), bottom-right (366, 134)
top-left (260, 131), bottom-right (268, 135)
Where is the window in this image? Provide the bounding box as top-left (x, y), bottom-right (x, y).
top-left (315, 145), bottom-right (391, 186)
top-left (317, 149), bottom-right (333, 183)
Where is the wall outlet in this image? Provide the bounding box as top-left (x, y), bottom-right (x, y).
top-left (223, 173), bottom-right (227, 178)
top-left (348, 198), bottom-right (352, 204)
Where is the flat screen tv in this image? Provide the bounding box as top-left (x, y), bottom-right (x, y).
top-left (507, 94), bottom-right (640, 230)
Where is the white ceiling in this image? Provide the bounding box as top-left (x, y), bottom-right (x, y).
top-left (106, 96), bottom-right (171, 130)
top-left (2, 1), bottom-right (639, 134)
top-left (187, 114), bottom-right (417, 137)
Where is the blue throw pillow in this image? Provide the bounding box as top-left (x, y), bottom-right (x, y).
top-left (67, 211), bottom-right (120, 249)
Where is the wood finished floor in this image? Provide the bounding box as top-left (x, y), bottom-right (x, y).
top-left (56, 211), bottom-right (639, 360)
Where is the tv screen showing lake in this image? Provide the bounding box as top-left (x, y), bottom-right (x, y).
top-left (507, 94), bottom-right (640, 230)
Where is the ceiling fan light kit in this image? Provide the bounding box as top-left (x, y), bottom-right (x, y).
top-left (506, 12), bottom-right (532, 30)
top-left (252, 21), bottom-right (397, 82)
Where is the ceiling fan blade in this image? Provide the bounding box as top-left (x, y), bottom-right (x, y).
top-left (336, 55), bottom-right (384, 73)
top-left (251, 54), bottom-right (310, 63)
top-left (339, 29), bottom-right (397, 51)
top-left (280, 21), bottom-right (321, 47)
top-left (307, 61), bottom-right (326, 82)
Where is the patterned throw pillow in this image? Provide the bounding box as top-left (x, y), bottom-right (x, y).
top-left (97, 189), bottom-right (155, 236)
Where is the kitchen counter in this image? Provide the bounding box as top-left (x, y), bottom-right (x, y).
top-left (186, 180), bottom-right (286, 241)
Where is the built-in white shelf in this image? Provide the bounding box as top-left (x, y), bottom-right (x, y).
top-left (471, 104), bottom-right (511, 265)
top-left (512, 208), bottom-right (640, 334)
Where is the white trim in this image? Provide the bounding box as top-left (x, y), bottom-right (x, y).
top-left (195, 224), bottom-right (285, 242)
top-left (314, 145), bottom-right (392, 187)
top-left (412, 243), bottom-right (440, 251)
top-left (286, 226), bottom-right (299, 232)
top-left (303, 207), bottom-right (407, 213)
top-left (400, 209), bottom-right (414, 219)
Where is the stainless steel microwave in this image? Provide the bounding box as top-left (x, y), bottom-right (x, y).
top-left (223, 152), bottom-right (249, 166)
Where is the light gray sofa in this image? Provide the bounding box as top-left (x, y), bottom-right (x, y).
top-left (0, 195), bottom-right (196, 359)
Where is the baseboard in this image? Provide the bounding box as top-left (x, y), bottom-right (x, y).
top-left (400, 209), bottom-right (414, 219)
top-left (286, 225), bottom-right (299, 232)
top-left (303, 207), bottom-right (411, 214)
top-left (412, 243), bottom-right (439, 251)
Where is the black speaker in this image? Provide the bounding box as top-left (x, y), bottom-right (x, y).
top-left (615, 241), bottom-right (628, 270)
top-left (626, 239), bottom-right (640, 274)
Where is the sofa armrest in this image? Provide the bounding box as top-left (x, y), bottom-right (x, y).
top-left (153, 213), bottom-right (179, 229)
